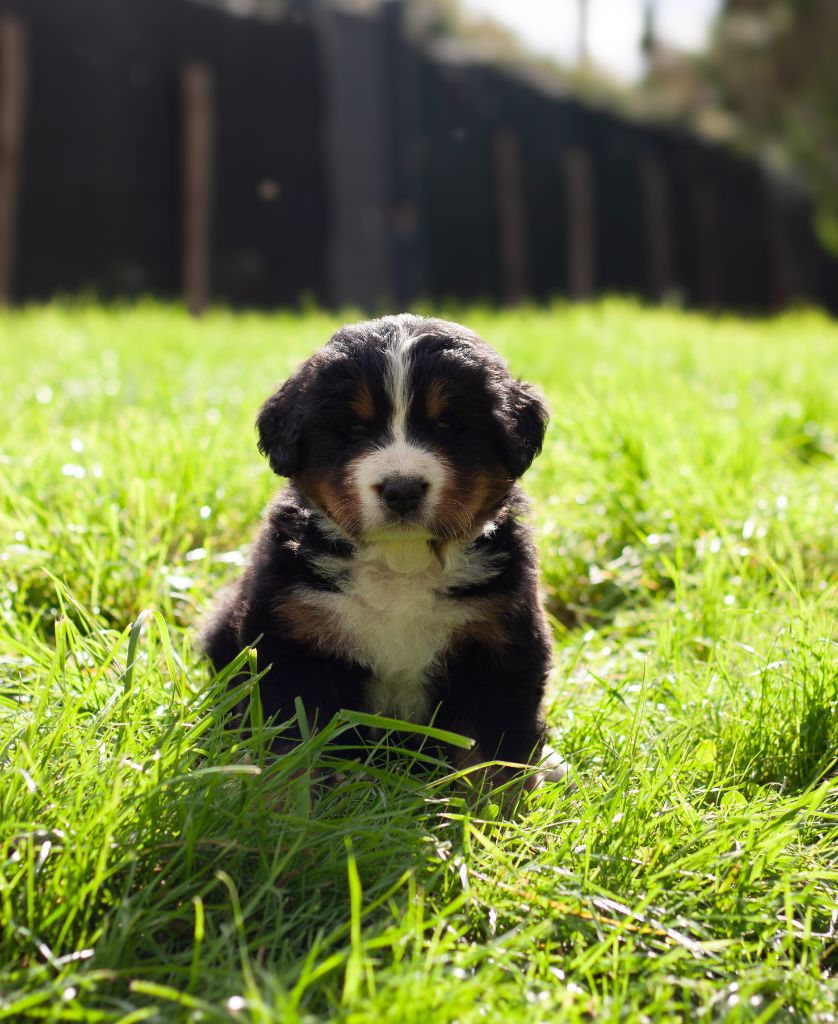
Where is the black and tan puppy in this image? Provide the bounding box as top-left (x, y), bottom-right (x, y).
top-left (203, 314), bottom-right (554, 778)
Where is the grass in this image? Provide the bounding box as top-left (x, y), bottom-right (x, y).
top-left (1, 299), bottom-right (837, 1023)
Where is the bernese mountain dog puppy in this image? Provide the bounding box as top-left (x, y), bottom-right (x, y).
top-left (202, 314), bottom-right (554, 782)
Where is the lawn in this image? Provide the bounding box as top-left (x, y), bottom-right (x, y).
top-left (1, 300), bottom-right (837, 1023)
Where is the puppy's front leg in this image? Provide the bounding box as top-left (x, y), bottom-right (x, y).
top-left (232, 636), bottom-right (367, 747)
top-left (434, 639), bottom-right (551, 793)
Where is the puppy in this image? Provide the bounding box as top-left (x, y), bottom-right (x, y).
top-left (202, 314), bottom-right (553, 780)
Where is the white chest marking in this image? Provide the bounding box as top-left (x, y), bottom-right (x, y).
top-left (300, 538), bottom-right (501, 722)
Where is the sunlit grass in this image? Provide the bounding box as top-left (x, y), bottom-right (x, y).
top-left (1, 300), bottom-right (837, 1022)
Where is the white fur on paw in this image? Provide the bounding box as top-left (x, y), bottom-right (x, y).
top-left (532, 742), bottom-right (573, 789)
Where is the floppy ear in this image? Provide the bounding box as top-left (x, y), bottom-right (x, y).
top-left (256, 372), bottom-right (305, 477)
top-left (496, 379), bottom-right (549, 478)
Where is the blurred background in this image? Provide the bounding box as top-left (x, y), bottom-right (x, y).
top-left (0, 0), bottom-right (835, 314)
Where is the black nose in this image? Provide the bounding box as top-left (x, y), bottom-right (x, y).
top-left (378, 475), bottom-right (427, 515)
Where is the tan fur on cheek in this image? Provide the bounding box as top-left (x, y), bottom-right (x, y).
top-left (295, 469), bottom-right (363, 535)
top-left (434, 467), bottom-right (510, 540)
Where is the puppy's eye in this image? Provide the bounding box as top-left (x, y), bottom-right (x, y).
top-left (434, 419), bottom-right (453, 433)
top-left (347, 422), bottom-right (370, 437)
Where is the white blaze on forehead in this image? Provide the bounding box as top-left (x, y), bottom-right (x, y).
top-left (346, 320), bottom-right (451, 533)
top-left (384, 319), bottom-right (417, 437)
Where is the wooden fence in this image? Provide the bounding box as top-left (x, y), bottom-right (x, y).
top-left (0, 0), bottom-right (834, 312)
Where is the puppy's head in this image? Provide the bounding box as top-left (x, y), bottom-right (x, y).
top-left (256, 314), bottom-right (548, 542)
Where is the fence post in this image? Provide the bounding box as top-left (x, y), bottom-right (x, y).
top-left (562, 146), bottom-right (595, 301)
top-left (760, 171), bottom-right (790, 310)
top-left (639, 152), bottom-right (673, 300)
top-left (0, 17), bottom-right (26, 305)
top-left (181, 63), bottom-right (213, 315)
top-left (493, 127), bottom-right (528, 306)
top-left (693, 180), bottom-right (719, 308)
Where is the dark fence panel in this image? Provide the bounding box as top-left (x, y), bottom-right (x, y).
top-left (416, 60), bottom-right (502, 303)
top-left (2, 0), bottom-right (181, 298)
top-left (203, 10), bottom-right (328, 306)
top-left (415, 51), bottom-right (838, 312)
top-left (0, 0), bottom-right (329, 305)
top-left (0, 0), bottom-right (834, 311)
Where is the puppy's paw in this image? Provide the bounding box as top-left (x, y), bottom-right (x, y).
top-left (531, 742), bottom-right (573, 789)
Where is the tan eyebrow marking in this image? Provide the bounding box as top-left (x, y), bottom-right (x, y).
top-left (350, 382), bottom-right (375, 421)
top-left (426, 379), bottom-right (449, 420)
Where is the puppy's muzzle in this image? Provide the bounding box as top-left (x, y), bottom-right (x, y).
top-left (376, 475), bottom-right (429, 517)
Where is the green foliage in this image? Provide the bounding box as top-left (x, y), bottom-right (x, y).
top-left (1, 300), bottom-right (837, 1022)
top-left (708, 0), bottom-right (838, 253)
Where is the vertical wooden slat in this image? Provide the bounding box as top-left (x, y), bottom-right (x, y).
top-left (760, 172), bottom-right (789, 311)
top-left (639, 152), bottom-right (673, 300)
top-left (562, 146), bottom-right (595, 301)
top-left (0, 17), bottom-right (26, 305)
top-left (692, 179), bottom-right (718, 308)
top-left (181, 63), bottom-right (213, 316)
top-left (493, 127), bottom-right (528, 306)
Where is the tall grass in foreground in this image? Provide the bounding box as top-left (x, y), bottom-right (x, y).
top-left (1, 301), bottom-right (837, 1022)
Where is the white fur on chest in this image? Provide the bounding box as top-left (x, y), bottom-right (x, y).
top-left (300, 537), bottom-right (500, 722)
